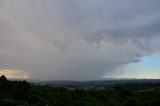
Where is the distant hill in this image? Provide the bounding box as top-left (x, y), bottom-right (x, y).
top-left (39, 79), bottom-right (160, 87)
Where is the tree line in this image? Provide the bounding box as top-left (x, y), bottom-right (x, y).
top-left (0, 75), bottom-right (160, 106)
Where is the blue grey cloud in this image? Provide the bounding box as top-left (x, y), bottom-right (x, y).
top-left (0, 0), bottom-right (160, 80)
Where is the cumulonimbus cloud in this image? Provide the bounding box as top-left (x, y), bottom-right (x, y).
top-left (0, 0), bottom-right (160, 80)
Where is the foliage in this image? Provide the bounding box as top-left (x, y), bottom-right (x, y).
top-left (0, 75), bottom-right (160, 106)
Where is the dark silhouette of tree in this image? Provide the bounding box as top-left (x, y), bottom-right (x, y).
top-left (0, 75), bottom-right (7, 82)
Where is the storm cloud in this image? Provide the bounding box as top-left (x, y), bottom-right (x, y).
top-left (0, 0), bottom-right (160, 80)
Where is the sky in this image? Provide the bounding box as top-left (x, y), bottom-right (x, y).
top-left (0, 0), bottom-right (160, 80)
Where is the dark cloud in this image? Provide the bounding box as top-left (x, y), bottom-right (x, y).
top-left (0, 0), bottom-right (160, 80)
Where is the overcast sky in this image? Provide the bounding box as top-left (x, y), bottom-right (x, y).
top-left (0, 0), bottom-right (160, 80)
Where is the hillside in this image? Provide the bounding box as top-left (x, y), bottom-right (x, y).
top-left (0, 75), bottom-right (160, 106)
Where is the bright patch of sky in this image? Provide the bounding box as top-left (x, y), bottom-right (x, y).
top-left (120, 56), bottom-right (160, 79)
